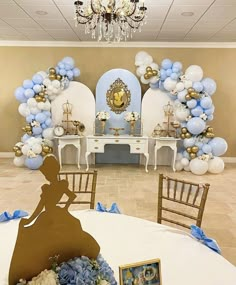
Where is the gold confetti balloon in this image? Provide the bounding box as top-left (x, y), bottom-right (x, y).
top-left (15, 149), bottom-right (23, 157)
top-left (191, 146), bottom-right (199, 153)
top-left (49, 67), bottom-right (56, 74)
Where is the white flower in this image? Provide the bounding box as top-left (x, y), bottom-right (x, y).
top-left (96, 111), bottom-right (110, 121)
top-left (99, 280), bottom-right (110, 285)
top-left (124, 111), bottom-right (140, 122)
top-left (200, 113), bottom-right (208, 121)
top-left (27, 269), bottom-right (58, 285)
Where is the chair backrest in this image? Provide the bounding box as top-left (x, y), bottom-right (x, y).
top-left (58, 170), bottom-right (97, 209)
top-left (157, 173), bottom-right (209, 229)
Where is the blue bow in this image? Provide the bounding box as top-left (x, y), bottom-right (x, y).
top-left (190, 225), bottom-right (221, 254)
top-left (0, 210), bottom-right (28, 223)
top-left (96, 202), bottom-right (121, 214)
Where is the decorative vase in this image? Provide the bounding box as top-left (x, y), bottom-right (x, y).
top-left (130, 120), bottom-right (136, 136)
top-left (100, 120), bottom-right (106, 135)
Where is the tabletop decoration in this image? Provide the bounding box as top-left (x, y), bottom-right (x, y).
top-left (124, 112), bottom-right (140, 136)
top-left (190, 225), bottom-right (221, 254)
top-left (96, 202), bottom-right (121, 214)
top-left (96, 111), bottom-right (110, 135)
top-left (0, 210), bottom-right (28, 223)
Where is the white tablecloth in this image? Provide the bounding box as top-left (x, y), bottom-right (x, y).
top-left (1, 210), bottom-right (236, 285)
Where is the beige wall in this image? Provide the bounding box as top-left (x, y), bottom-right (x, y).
top-left (0, 46), bottom-right (235, 156)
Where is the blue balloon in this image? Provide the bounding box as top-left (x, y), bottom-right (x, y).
top-left (43, 110), bottom-right (51, 117)
top-left (41, 123), bottom-right (47, 129)
top-left (14, 87), bottom-right (27, 103)
top-left (150, 82), bottom-right (159, 89)
top-left (166, 69), bottom-right (172, 76)
top-left (161, 59), bottom-right (172, 70)
top-left (208, 137), bottom-right (228, 156)
top-left (35, 112), bottom-right (47, 123)
top-left (25, 155), bottom-right (43, 170)
top-left (62, 57), bottom-right (75, 68)
top-left (201, 78), bottom-right (217, 96)
top-left (160, 69), bottom-right (167, 80)
top-left (23, 79), bottom-right (34, 89)
top-left (207, 114), bottom-right (214, 121)
top-left (193, 82), bottom-right (203, 92)
top-left (183, 138), bottom-right (196, 148)
top-left (24, 88), bottom-right (35, 99)
top-left (173, 61), bottom-right (183, 71)
top-left (197, 150), bottom-right (204, 156)
top-left (66, 70), bottom-right (74, 80)
top-left (158, 81), bottom-right (166, 91)
top-left (73, 67), bottom-right (80, 77)
top-left (191, 106), bottom-right (203, 117)
top-left (32, 74), bottom-right (43, 84)
top-left (170, 72), bottom-right (178, 80)
top-left (26, 114), bottom-right (35, 123)
top-left (187, 117), bottom-right (206, 135)
top-left (32, 126), bottom-right (43, 135)
top-left (64, 63), bottom-right (72, 71)
top-left (187, 99), bottom-right (197, 109)
top-left (200, 96), bottom-right (212, 109)
top-left (58, 62), bottom-right (65, 69)
top-left (45, 118), bottom-right (52, 127)
top-left (195, 141), bottom-right (203, 149)
top-left (55, 66), bottom-right (60, 73)
top-left (183, 151), bottom-right (190, 159)
top-left (205, 105), bottom-right (215, 115)
top-left (202, 144), bottom-right (212, 154)
top-left (59, 68), bottom-right (66, 76)
top-left (33, 84), bottom-right (42, 93)
top-left (21, 134), bottom-right (31, 143)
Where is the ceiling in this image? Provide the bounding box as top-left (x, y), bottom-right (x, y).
top-left (0, 0), bottom-right (236, 43)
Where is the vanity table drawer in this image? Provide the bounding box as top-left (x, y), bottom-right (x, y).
top-left (130, 144), bottom-right (145, 153)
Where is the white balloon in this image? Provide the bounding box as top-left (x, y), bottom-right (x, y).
top-left (176, 82), bottom-right (185, 92)
top-left (175, 161), bottom-right (184, 171)
top-left (47, 84), bottom-right (53, 91)
top-left (185, 65), bottom-right (203, 82)
top-left (37, 71), bottom-right (47, 79)
top-left (43, 139), bottom-right (54, 147)
top-left (208, 157), bottom-right (224, 174)
top-left (175, 108), bottom-right (190, 122)
top-left (143, 55), bottom-right (153, 65)
top-left (27, 98), bottom-right (37, 108)
top-left (37, 102), bottom-right (46, 110)
top-left (184, 165), bottom-right (190, 172)
top-left (140, 75), bottom-right (150, 84)
top-left (135, 51), bottom-right (150, 66)
top-left (149, 76), bottom-right (159, 84)
top-left (30, 106), bottom-right (41, 115)
top-left (44, 101), bottom-right (51, 111)
top-left (189, 158), bottom-right (208, 175)
top-left (52, 87), bottom-right (60, 94)
top-left (42, 128), bottom-right (54, 140)
top-left (176, 152), bottom-right (183, 161)
top-left (150, 62), bottom-right (159, 71)
top-left (138, 65), bottom-right (148, 75)
top-left (13, 156), bottom-right (25, 167)
top-left (43, 78), bottom-right (51, 87)
top-left (32, 143), bottom-right (42, 154)
top-left (52, 80), bottom-right (60, 88)
top-left (48, 94), bottom-right (56, 101)
top-left (181, 157), bottom-right (189, 167)
top-left (18, 103), bottom-right (30, 117)
top-left (136, 68), bottom-right (142, 77)
top-left (21, 144), bottom-right (31, 155)
top-left (184, 80), bottom-right (193, 89)
top-left (163, 78), bottom-right (177, 91)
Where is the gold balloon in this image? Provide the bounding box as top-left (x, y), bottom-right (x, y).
top-left (206, 132), bottom-right (215, 138)
top-left (191, 146), bottom-right (199, 153)
top-left (42, 97), bottom-right (46, 102)
top-left (41, 151), bottom-right (47, 157)
top-left (180, 134), bottom-right (186, 139)
top-left (13, 146), bottom-right (19, 152)
top-left (185, 132), bottom-right (192, 138)
top-left (190, 91), bottom-right (200, 99)
top-left (185, 94), bottom-right (191, 100)
top-left (190, 153), bottom-right (197, 159)
top-left (25, 125), bottom-right (32, 131)
top-left (49, 67), bottom-right (56, 75)
top-left (56, 74), bottom-right (62, 81)
top-left (152, 70), bottom-right (158, 76)
top-left (49, 74), bottom-right (56, 80)
top-left (15, 149), bottom-right (23, 157)
top-left (27, 131), bottom-right (32, 135)
top-left (48, 147), bottom-right (53, 153)
top-left (181, 127), bottom-right (187, 134)
top-left (39, 92), bottom-right (45, 97)
top-left (42, 145), bottom-right (50, 153)
top-left (207, 127), bottom-right (213, 133)
top-left (188, 87), bottom-right (195, 93)
top-left (35, 95), bottom-right (42, 102)
top-left (186, 147), bottom-right (192, 153)
top-left (144, 73), bottom-right (149, 80)
top-left (146, 66), bottom-right (152, 72)
top-left (22, 127), bottom-right (26, 131)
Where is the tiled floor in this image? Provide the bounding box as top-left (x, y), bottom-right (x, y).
top-left (1, 158), bottom-right (236, 265)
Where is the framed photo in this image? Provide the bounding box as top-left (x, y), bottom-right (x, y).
top-left (119, 258), bottom-right (161, 285)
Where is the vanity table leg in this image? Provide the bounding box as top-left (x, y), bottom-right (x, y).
top-left (144, 153), bottom-right (149, 173)
top-left (58, 145), bottom-right (62, 169)
top-left (172, 146), bottom-right (177, 172)
top-left (77, 145), bottom-right (81, 169)
top-left (85, 151), bottom-right (91, 171)
top-left (154, 144), bottom-right (159, 171)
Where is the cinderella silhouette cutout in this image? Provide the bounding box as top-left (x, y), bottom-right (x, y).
top-left (9, 155), bottom-right (100, 285)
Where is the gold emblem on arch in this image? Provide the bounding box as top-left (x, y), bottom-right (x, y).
top-left (106, 78), bottom-right (131, 114)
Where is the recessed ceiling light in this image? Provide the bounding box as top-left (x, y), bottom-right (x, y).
top-left (35, 10), bottom-right (48, 15)
top-left (181, 12), bottom-right (194, 17)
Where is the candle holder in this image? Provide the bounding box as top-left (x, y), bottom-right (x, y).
top-left (109, 128), bottom-right (124, 136)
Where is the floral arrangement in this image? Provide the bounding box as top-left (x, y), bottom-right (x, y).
top-left (124, 111), bottom-right (140, 122)
top-left (16, 254), bottom-right (117, 285)
top-left (96, 111), bottom-right (110, 121)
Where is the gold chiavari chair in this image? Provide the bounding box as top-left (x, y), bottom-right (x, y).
top-left (157, 173), bottom-right (209, 229)
top-left (58, 170), bottom-right (98, 209)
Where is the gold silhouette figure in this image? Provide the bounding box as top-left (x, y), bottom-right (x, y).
top-left (113, 89), bottom-right (125, 108)
top-left (9, 155), bottom-right (100, 285)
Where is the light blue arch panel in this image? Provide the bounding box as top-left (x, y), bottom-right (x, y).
top-left (96, 68), bottom-right (141, 164)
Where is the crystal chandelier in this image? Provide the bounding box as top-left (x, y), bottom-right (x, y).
top-left (74, 0), bottom-right (147, 42)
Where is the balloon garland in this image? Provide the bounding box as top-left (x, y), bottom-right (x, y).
top-left (13, 57), bottom-right (80, 170)
top-left (135, 51), bottom-right (228, 175)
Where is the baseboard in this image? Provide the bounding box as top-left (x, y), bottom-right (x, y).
top-left (0, 152), bottom-right (14, 158)
top-left (222, 157), bottom-right (236, 163)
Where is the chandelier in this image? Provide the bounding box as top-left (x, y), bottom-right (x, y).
top-left (74, 0), bottom-right (147, 42)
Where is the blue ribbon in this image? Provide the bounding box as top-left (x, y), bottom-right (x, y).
top-left (96, 202), bottom-right (121, 214)
top-left (190, 225), bottom-right (221, 254)
top-left (0, 210), bottom-right (28, 222)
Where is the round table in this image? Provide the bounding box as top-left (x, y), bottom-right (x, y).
top-left (1, 210), bottom-right (236, 285)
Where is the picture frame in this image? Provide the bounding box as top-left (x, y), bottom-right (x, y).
top-left (119, 258), bottom-right (161, 285)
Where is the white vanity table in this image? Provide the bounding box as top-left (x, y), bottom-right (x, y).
top-left (85, 135), bottom-right (149, 172)
top-left (152, 137), bottom-right (180, 172)
top-left (54, 135), bottom-right (82, 169)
